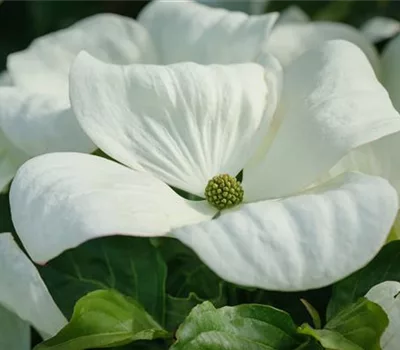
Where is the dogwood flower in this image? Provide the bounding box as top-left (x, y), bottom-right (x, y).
top-left (0, 14), bottom-right (143, 190)
top-left (259, 8), bottom-right (380, 73)
top-left (315, 35), bottom-right (400, 239)
top-left (10, 40), bottom-right (400, 291)
top-left (366, 281), bottom-right (400, 350)
top-left (0, 233), bottom-right (67, 349)
top-left (266, 9), bottom-right (400, 240)
top-left (0, 0), bottom-right (279, 191)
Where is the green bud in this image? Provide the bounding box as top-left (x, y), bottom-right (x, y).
top-left (204, 174), bottom-right (244, 210)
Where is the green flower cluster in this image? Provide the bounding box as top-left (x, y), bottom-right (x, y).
top-left (204, 174), bottom-right (244, 210)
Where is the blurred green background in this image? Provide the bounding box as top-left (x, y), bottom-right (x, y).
top-left (1, 0), bottom-right (400, 71)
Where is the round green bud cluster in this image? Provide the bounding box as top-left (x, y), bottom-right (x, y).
top-left (204, 174), bottom-right (244, 210)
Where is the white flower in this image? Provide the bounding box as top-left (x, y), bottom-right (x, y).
top-left (269, 10), bottom-right (400, 241)
top-left (10, 40), bottom-right (400, 291)
top-left (0, 0), bottom-right (278, 191)
top-left (0, 233), bottom-right (66, 348)
top-left (366, 281), bottom-right (400, 350)
top-left (314, 35), bottom-right (400, 240)
top-left (260, 6), bottom-right (380, 73)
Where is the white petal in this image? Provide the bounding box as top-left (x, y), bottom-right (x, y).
top-left (361, 17), bottom-right (400, 43)
top-left (321, 36), bottom-right (400, 198)
top-left (7, 14), bottom-right (157, 98)
top-left (0, 233), bottom-right (67, 337)
top-left (173, 173), bottom-right (398, 291)
top-left (70, 53), bottom-right (280, 196)
top-left (0, 71), bottom-right (11, 86)
top-left (366, 281), bottom-right (400, 350)
top-left (10, 153), bottom-right (216, 263)
top-left (0, 87), bottom-right (95, 156)
top-left (267, 21), bottom-right (379, 72)
top-left (243, 40), bottom-right (400, 201)
top-left (0, 306), bottom-right (30, 350)
top-left (277, 5), bottom-right (309, 24)
top-left (382, 34), bottom-right (400, 112)
top-left (322, 132), bottom-right (400, 200)
top-left (197, 0), bottom-right (269, 15)
top-left (138, 0), bottom-right (278, 64)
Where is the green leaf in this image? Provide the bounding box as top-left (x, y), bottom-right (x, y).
top-left (323, 298), bottom-right (388, 350)
top-left (313, 0), bottom-right (355, 21)
top-left (300, 299), bottom-right (321, 329)
top-left (170, 301), bottom-right (307, 349)
top-left (38, 236), bottom-right (167, 324)
top-left (165, 293), bottom-right (204, 331)
top-left (328, 241), bottom-right (400, 319)
top-left (165, 284), bottom-right (226, 331)
top-left (159, 238), bottom-right (228, 332)
top-left (233, 286), bottom-right (332, 328)
top-left (159, 238), bottom-right (225, 300)
top-left (298, 325), bottom-right (362, 350)
top-left (35, 290), bottom-right (169, 350)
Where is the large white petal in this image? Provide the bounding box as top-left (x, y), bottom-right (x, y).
top-left (276, 5), bottom-right (309, 25)
top-left (361, 17), bottom-right (400, 43)
top-left (70, 53), bottom-right (280, 196)
top-left (267, 21), bottom-right (379, 72)
top-left (7, 14), bottom-right (157, 99)
top-left (197, 0), bottom-right (269, 15)
top-left (0, 306), bottom-right (30, 350)
top-left (0, 233), bottom-right (67, 338)
top-left (10, 153), bottom-right (216, 263)
top-left (382, 34), bottom-right (400, 112)
top-left (318, 35), bottom-right (400, 198)
top-left (172, 173), bottom-right (398, 291)
top-left (366, 281), bottom-right (400, 350)
top-left (243, 40), bottom-right (400, 201)
top-left (138, 0), bottom-right (278, 64)
top-left (0, 87), bottom-right (95, 156)
top-left (320, 132), bottom-right (400, 199)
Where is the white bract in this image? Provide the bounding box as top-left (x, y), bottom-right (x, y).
top-left (259, 7), bottom-right (380, 73)
top-left (366, 281), bottom-right (400, 350)
top-left (269, 10), bottom-right (400, 240)
top-left (361, 17), bottom-right (399, 44)
top-left (10, 39), bottom-right (400, 291)
top-left (0, 0), bottom-right (279, 191)
top-left (315, 34), bottom-right (400, 240)
top-left (0, 233), bottom-right (67, 349)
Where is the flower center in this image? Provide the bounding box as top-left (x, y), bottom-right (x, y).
top-left (204, 174), bottom-right (244, 210)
